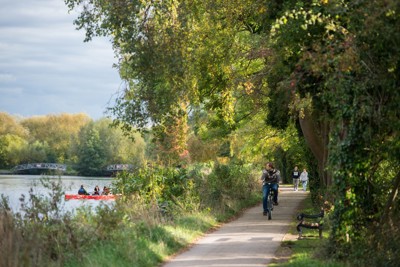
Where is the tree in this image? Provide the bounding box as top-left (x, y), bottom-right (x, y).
top-left (0, 113), bottom-right (29, 168)
top-left (0, 134), bottom-right (28, 168)
top-left (65, 0), bottom-right (269, 166)
top-left (18, 141), bottom-right (49, 164)
top-left (94, 118), bottom-right (146, 167)
top-left (73, 118), bottom-right (146, 175)
top-left (21, 113), bottom-right (90, 163)
top-left (0, 112), bottom-right (28, 138)
top-left (262, 0), bottom-right (400, 260)
top-left (75, 122), bottom-right (106, 176)
top-left (66, 0), bottom-right (400, 261)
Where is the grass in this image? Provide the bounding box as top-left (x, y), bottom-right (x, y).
top-left (1, 165), bottom-right (264, 267)
top-left (5, 174), bottom-right (394, 267)
top-left (72, 196), bottom-right (264, 266)
top-left (62, 211), bottom-right (219, 267)
top-left (61, 193), bottom-right (262, 267)
top-left (66, 187), bottom-right (322, 267)
top-left (270, 195), bottom-right (348, 267)
top-left (6, 186), bottom-right (347, 267)
top-left (274, 238), bottom-right (345, 267)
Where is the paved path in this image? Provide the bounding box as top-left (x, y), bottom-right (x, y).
top-left (162, 187), bottom-right (308, 267)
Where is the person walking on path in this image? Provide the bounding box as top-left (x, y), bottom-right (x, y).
top-left (261, 162), bottom-right (280, 216)
top-left (292, 166), bottom-right (300, 191)
top-left (300, 168), bottom-right (309, 191)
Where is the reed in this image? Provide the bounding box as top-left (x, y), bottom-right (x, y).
top-left (0, 207), bottom-right (21, 267)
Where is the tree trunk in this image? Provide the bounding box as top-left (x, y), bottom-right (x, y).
top-left (381, 171), bottom-right (400, 228)
top-left (298, 108), bottom-right (331, 187)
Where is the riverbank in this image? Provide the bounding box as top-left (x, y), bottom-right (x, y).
top-left (0, 182), bottom-right (261, 267)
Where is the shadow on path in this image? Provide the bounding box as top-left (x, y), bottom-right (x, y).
top-left (162, 187), bottom-right (308, 267)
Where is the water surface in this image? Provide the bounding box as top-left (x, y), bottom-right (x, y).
top-left (0, 174), bottom-right (114, 213)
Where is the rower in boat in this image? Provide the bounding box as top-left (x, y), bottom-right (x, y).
top-left (102, 186), bottom-right (110, 195)
top-left (93, 185), bottom-right (100, 195)
top-left (78, 185), bottom-right (89, 195)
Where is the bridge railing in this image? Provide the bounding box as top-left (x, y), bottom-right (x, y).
top-left (13, 163), bottom-right (67, 172)
top-left (106, 164), bottom-right (133, 171)
top-left (12, 163), bottom-right (132, 173)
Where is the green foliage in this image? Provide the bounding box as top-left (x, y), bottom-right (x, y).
top-left (2, 167), bottom-right (260, 266)
top-left (112, 160), bottom-right (260, 221)
top-left (0, 112), bottom-right (28, 138)
top-left (248, 0), bottom-right (400, 261)
top-left (0, 134), bottom-right (28, 168)
top-left (63, 211), bottom-right (217, 267)
top-left (269, 192), bottom-right (344, 267)
top-left (113, 164), bottom-right (198, 213)
top-left (0, 112), bottom-right (146, 175)
top-left (267, 88), bottom-right (291, 130)
top-left (0, 177), bottom-right (166, 266)
top-left (91, 118), bottom-right (146, 167)
top-left (64, 0), bottom-right (400, 264)
top-left (0, 178), bottom-right (89, 266)
top-left (19, 140), bottom-right (51, 163)
top-left (21, 113), bottom-right (90, 163)
top-left (75, 122), bottom-right (106, 176)
top-left (320, 0), bottom-right (400, 260)
top-left (188, 161), bottom-right (261, 220)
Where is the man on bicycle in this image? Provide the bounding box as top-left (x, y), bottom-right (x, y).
top-left (261, 162), bottom-right (280, 216)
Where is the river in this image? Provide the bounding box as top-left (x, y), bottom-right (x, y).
top-left (0, 174), bottom-right (115, 213)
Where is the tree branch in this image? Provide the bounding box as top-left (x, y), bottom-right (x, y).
top-left (381, 170), bottom-right (400, 228)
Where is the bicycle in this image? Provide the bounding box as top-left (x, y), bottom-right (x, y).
top-left (266, 183), bottom-right (275, 220)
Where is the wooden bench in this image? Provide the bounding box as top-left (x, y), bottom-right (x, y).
top-left (296, 210), bottom-right (324, 239)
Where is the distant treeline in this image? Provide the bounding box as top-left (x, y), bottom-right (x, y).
top-left (0, 112), bottom-right (146, 176)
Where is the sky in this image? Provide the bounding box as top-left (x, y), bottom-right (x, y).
top-left (0, 0), bottom-right (122, 120)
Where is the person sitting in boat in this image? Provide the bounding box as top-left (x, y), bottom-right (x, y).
top-left (78, 185), bottom-right (89, 195)
top-left (93, 185), bottom-right (100, 195)
top-left (102, 186), bottom-right (110, 195)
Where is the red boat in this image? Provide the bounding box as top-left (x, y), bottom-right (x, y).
top-left (65, 194), bottom-right (117, 200)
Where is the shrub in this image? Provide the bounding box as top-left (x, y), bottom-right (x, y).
top-left (0, 178), bottom-right (90, 266)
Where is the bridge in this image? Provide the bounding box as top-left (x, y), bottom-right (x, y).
top-left (12, 163), bottom-right (67, 174)
top-left (106, 164), bottom-right (133, 172)
top-left (11, 163), bottom-right (132, 175)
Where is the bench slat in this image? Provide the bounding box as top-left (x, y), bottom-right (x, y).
top-left (296, 210), bottom-right (324, 239)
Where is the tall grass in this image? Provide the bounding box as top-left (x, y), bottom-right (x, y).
top-left (1, 161), bottom-right (261, 266)
top-left (0, 178), bottom-right (88, 267)
top-left (0, 206), bottom-right (21, 267)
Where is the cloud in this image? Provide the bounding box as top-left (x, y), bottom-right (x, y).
top-left (0, 73), bottom-right (16, 82)
top-left (0, 0), bottom-right (121, 119)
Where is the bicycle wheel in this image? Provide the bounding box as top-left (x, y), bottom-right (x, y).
top-left (267, 194), bottom-right (273, 220)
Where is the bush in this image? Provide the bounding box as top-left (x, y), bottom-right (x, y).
top-left (1, 162), bottom-right (262, 266)
top-left (0, 178), bottom-right (90, 266)
top-left (188, 161), bottom-right (261, 220)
